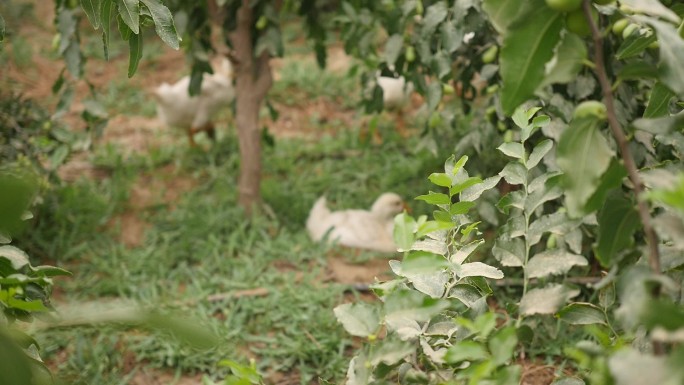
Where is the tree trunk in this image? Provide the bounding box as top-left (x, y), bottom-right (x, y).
top-left (227, 1), bottom-right (273, 214)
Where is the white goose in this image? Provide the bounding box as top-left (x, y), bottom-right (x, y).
top-left (153, 58), bottom-right (235, 146)
top-left (306, 192), bottom-right (407, 252)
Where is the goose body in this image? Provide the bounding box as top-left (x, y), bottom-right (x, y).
top-left (306, 192), bottom-right (406, 252)
top-left (377, 76), bottom-right (413, 110)
top-left (154, 58), bottom-right (235, 144)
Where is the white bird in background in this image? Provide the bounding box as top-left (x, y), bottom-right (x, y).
top-left (363, 76), bottom-right (414, 143)
top-left (306, 192), bottom-right (408, 253)
top-left (153, 57), bottom-right (235, 146)
top-left (377, 76), bottom-right (413, 110)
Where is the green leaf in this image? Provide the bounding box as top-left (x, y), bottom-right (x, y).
top-left (333, 303), bottom-right (380, 337)
top-left (116, 0), bottom-right (139, 34)
top-left (524, 177), bottom-right (563, 214)
top-left (498, 142), bottom-right (525, 159)
top-left (519, 284), bottom-right (580, 316)
top-left (489, 326), bottom-right (518, 366)
top-left (426, 81), bottom-right (442, 112)
top-left (526, 139), bottom-right (552, 170)
top-left (415, 192), bottom-right (450, 205)
top-left (618, 61), bottom-right (658, 80)
top-left (0, 246), bottom-right (30, 270)
top-left (450, 177), bottom-right (482, 196)
top-left (0, 14), bottom-right (5, 42)
top-left (384, 290), bottom-right (450, 323)
top-left (615, 29), bottom-right (657, 60)
top-left (127, 28), bottom-right (142, 77)
top-left (540, 32), bottom-right (587, 88)
top-left (584, 160), bottom-right (627, 214)
top-left (608, 348), bottom-right (671, 385)
top-left (440, 20), bottom-right (463, 53)
top-left (369, 339), bottom-right (415, 366)
top-left (393, 212), bottom-right (416, 252)
top-left (635, 16), bottom-right (684, 96)
top-left (640, 299), bottom-right (684, 331)
top-left (557, 117), bottom-right (613, 217)
top-left (451, 239), bottom-right (484, 264)
top-left (448, 284), bottom-right (486, 309)
top-left (449, 201), bottom-right (475, 216)
top-left (557, 303), bottom-right (607, 325)
top-left (416, 220), bottom-right (454, 239)
top-left (595, 194), bottom-right (641, 267)
top-left (527, 249), bottom-right (588, 279)
top-left (421, 2), bottom-right (448, 37)
top-left (100, 0), bottom-right (114, 60)
top-left (455, 262), bottom-right (504, 280)
top-left (528, 211), bottom-right (581, 246)
top-left (402, 251), bottom-right (449, 275)
top-left (384, 34), bottom-right (403, 67)
top-left (499, 162), bottom-right (527, 185)
top-left (620, 0), bottom-right (681, 23)
top-left (428, 173), bottom-right (452, 188)
top-left (5, 298), bottom-right (48, 312)
top-left (499, 2), bottom-right (563, 115)
top-left (81, 0), bottom-right (102, 29)
top-left (482, 0), bottom-right (528, 33)
top-left (444, 341), bottom-right (489, 363)
top-left (461, 176), bottom-right (501, 202)
top-left (140, 0), bottom-right (180, 50)
top-left (644, 82), bottom-right (675, 118)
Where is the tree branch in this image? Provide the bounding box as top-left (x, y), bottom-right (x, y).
top-left (254, 51), bottom-right (273, 98)
top-left (582, 0), bottom-right (660, 274)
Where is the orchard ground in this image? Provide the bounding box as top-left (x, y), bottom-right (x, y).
top-left (2, 2), bottom-right (561, 384)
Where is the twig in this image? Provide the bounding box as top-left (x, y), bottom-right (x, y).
top-left (582, 0), bottom-right (660, 274)
top-left (582, 0), bottom-right (663, 354)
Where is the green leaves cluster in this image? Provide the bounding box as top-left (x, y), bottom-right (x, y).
top-left (0, 172), bottom-right (71, 385)
top-left (334, 157), bottom-right (520, 384)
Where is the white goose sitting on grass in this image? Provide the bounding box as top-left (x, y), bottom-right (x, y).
top-left (306, 192), bottom-right (408, 252)
top-left (153, 58), bottom-right (235, 146)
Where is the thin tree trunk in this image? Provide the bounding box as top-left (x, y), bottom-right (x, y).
top-left (227, 1), bottom-right (273, 214)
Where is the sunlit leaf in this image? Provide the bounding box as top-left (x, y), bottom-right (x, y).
top-left (394, 212), bottom-right (416, 252)
top-left (499, 162), bottom-right (527, 185)
top-left (526, 139), bottom-right (553, 170)
top-left (455, 262), bottom-right (504, 280)
top-left (557, 303), bottom-right (607, 325)
top-left (498, 142), bottom-right (525, 159)
top-left (519, 284), bottom-right (579, 316)
top-left (333, 303), bottom-right (380, 337)
top-left (461, 176), bottom-right (501, 202)
top-left (444, 341), bottom-right (489, 363)
top-left (527, 250), bottom-right (588, 279)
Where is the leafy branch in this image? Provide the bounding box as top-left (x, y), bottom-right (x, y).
top-left (581, 0), bottom-right (661, 274)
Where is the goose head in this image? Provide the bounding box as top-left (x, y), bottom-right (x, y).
top-left (371, 192), bottom-right (408, 220)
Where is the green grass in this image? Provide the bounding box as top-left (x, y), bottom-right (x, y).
top-left (29, 122), bottom-right (446, 384)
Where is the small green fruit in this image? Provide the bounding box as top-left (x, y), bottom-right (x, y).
top-left (612, 18), bottom-right (629, 35)
top-left (255, 15), bottom-right (268, 30)
top-left (648, 40), bottom-right (659, 50)
top-left (566, 8), bottom-right (598, 37)
top-left (503, 129), bottom-right (514, 142)
top-left (573, 100), bottom-right (607, 121)
top-left (622, 24), bottom-right (640, 39)
top-left (546, 234), bottom-right (557, 249)
top-left (545, 0), bottom-right (582, 12)
top-left (482, 45), bottom-right (498, 64)
top-left (405, 46), bottom-right (416, 62)
top-left (442, 84), bottom-right (455, 95)
top-left (428, 112), bottom-right (442, 128)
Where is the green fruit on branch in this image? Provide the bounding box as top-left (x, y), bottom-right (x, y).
top-left (482, 45), bottom-right (498, 64)
top-left (566, 8), bottom-right (598, 36)
top-left (573, 100), bottom-right (608, 121)
top-left (256, 15), bottom-right (268, 30)
top-left (622, 23), bottom-right (639, 39)
top-left (545, 0), bottom-right (582, 12)
top-left (405, 46), bottom-right (416, 62)
top-left (612, 18), bottom-right (629, 35)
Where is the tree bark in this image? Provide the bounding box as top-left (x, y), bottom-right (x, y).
top-left (227, 0), bottom-right (273, 214)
